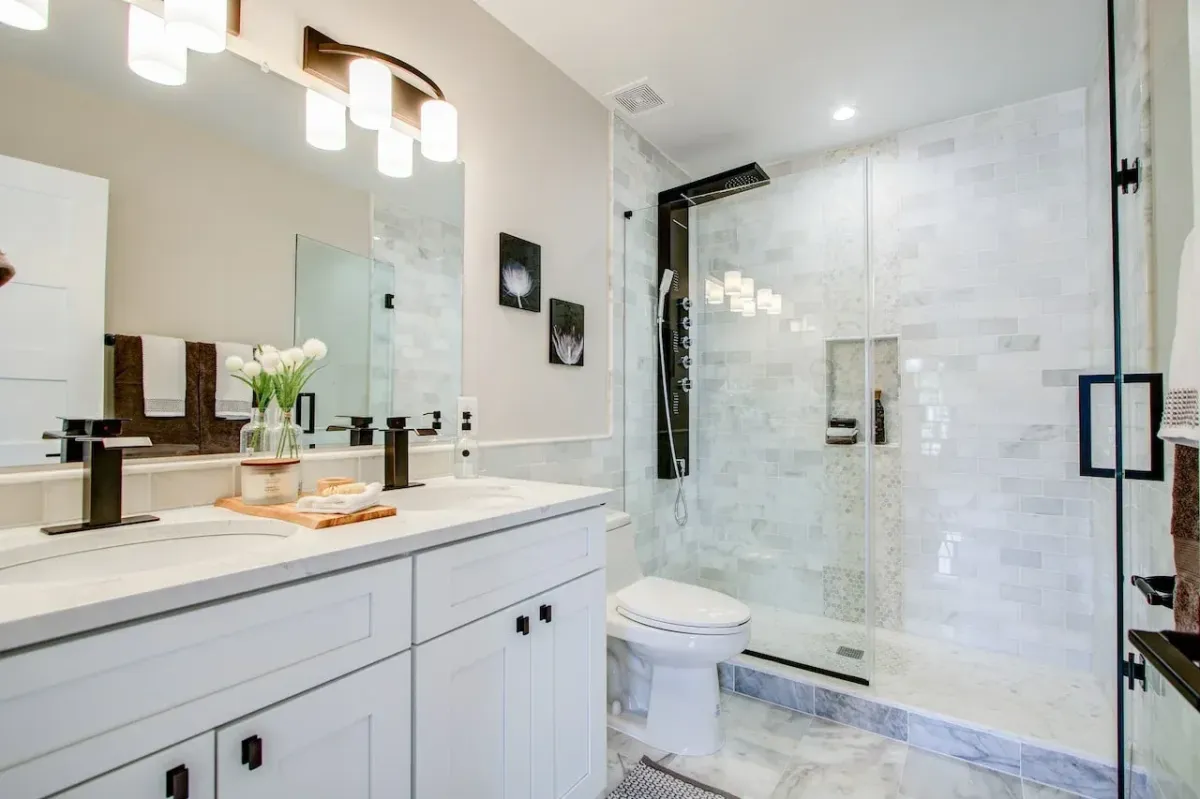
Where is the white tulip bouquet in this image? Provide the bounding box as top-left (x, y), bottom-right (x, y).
top-left (225, 339), bottom-right (328, 458)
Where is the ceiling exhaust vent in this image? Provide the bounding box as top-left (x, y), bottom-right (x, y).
top-left (607, 79), bottom-right (668, 117)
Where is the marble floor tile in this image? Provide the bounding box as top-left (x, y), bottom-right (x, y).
top-left (899, 748), bottom-right (1022, 799)
top-left (607, 728), bottom-right (671, 793)
top-left (768, 718), bottom-right (908, 798)
top-left (663, 696), bottom-right (811, 799)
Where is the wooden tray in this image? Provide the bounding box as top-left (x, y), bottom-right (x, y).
top-left (215, 495), bottom-right (396, 529)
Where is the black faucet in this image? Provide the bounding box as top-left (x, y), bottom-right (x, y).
top-left (327, 415), bottom-right (375, 446)
top-left (42, 418), bottom-right (89, 463)
top-left (42, 419), bottom-right (159, 535)
top-left (378, 417), bottom-right (423, 491)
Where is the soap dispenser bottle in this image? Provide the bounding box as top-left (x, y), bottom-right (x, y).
top-left (454, 411), bottom-right (480, 479)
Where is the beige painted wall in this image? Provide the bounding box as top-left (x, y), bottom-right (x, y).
top-left (224, 0), bottom-right (613, 441)
top-left (0, 62), bottom-right (370, 348)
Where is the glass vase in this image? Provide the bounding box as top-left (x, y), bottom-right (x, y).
top-left (273, 408), bottom-right (304, 460)
top-left (239, 408), bottom-right (272, 458)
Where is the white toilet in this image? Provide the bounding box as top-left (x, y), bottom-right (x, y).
top-left (604, 511), bottom-right (751, 756)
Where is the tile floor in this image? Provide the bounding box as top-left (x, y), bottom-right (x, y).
top-left (743, 602), bottom-right (1116, 761)
top-left (607, 693), bottom-right (1089, 799)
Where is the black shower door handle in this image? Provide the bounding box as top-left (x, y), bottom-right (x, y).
top-left (1078, 373), bottom-right (1164, 481)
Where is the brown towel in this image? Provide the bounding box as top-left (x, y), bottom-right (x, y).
top-left (113, 334), bottom-right (202, 453)
top-left (1171, 445), bottom-right (1200, 633)
top-left (194, 342), bottom-right (243, 455)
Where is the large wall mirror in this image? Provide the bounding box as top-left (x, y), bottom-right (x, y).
top-left (0, 0), bottom-right (465, 468)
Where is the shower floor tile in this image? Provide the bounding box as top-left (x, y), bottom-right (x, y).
top-left (742, 602), bottom-right (1116, 762)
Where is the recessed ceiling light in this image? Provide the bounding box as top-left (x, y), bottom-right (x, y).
top-left (832, 105), bottom-right (857, 121)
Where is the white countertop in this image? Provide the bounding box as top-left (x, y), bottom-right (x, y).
top-left (0, 477), bottom-right (611, 654)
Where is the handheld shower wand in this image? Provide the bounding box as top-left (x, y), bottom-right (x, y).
top-left (656, 269), bottom-right (688, 526)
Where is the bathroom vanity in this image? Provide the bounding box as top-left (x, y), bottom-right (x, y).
top-left (0, 478), bottom-right (609, 799)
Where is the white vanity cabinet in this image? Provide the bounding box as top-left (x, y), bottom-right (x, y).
top-left (216, 653), bottom-right (411, 799)
top-left (413, 509), bottom-right (607, 799)
top-left (0, 500), bottom-right (608, 799)
top-left (53, 734), bottom-right (215, 799)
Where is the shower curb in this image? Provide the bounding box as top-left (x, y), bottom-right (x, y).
top-left (720, 660), bottom-right (1151, 799)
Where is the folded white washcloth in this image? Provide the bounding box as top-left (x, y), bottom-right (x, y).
top-left (826, 427), bottom-right (858, 439)
top-left (215, 342), bottom-right (254, 420)
top-left (295, 483), bottom-right (384, 515)
top-left (141, 335), bottom-right (187, 418)
top-left (1159, 229), bottom-right (1200, 448)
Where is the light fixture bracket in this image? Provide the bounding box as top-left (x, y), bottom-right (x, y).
top-left (302, 27), bottom-right (445, 131)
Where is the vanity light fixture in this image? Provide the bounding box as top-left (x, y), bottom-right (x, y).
top-left (0, 0), bottom-right (48, 31)
top-left (164, 0), bottom-right (238, 54)
top-left (741, 277), bottom-right (755, 302)
top-left (741, 297), bottom-right (756, 318)
top-left (768, 294), bottom-right (783, 315)
top-left (756, 287), bottom-right (773, 310)
top-left (302, 27), bottom-right (458, 163)
top-left (305, 89), bottom-right (346, 151)
top-left (378, 126), bottom-right (414, 178)
top-left (127, 5), bottom-right (187, 87)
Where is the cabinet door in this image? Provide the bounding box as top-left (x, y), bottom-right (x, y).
top-left (414, 601), bottom-right (533, 799)
top-left (216, 652), bottom-right (410, 799)
top-left (52, 733), bottom-right (213, 799)
top-left (531, 571), bottom-right (607, 799)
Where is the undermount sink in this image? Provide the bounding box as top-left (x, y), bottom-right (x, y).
top-left (389, 483), bottom-right (525, 512)
top-left (0, 519), bottom-right (301, 585)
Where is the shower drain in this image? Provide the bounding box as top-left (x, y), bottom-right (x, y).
top-left (836, 646), bottom-right (865, 660)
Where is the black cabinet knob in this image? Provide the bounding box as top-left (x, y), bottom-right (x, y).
top-left (165, 765), bottom-right (189, 799)
top-left (241, 735), bottom-right (263, 771)
top-left (539, 604), bottom-right (552, 623)
top-left (516, 615), bottom-right (530, 635)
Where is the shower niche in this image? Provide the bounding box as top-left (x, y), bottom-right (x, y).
top-left (824, 336), bottom-right (900, 447)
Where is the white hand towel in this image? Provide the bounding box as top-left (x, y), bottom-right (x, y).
top-left (295, 483), bottom-right (385, 515)
top-left (141, 335), bottom-right (187, 418)
top-left (215, 342), bottom-right (254, 420)
top-left (1160, 229), bottom-right (1200, 448)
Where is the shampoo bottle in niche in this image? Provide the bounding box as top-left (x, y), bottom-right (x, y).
top-left (874, 389), bottom-right (886, 445)
top-left (454, 411), bottom-right (480, 479)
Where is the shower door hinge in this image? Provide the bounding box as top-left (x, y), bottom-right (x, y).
top-left (384, 293), bottom-right (395, 310)
top-left (1124, 652), bottom-right (1147, 691)
top-left (1115, 157), bottom-right (1141, 194)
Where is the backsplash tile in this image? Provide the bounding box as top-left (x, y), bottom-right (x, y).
top-left (0, 481), bottom-right (44, 528)
top-left (151, 465), bottom-right (236, 512)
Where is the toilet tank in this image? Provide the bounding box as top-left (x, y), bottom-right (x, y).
top-left (605, 511), bottom-right (642, 592)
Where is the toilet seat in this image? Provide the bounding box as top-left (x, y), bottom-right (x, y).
top-left (615, 577), bottom-right (750, 636)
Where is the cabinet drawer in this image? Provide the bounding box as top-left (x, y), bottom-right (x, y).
top-left (413, 508), bottom-right (604, 642)
top-left (52, 733), bottom-right (215, 799)
top-left (0, 557), bottom-right (411, 799)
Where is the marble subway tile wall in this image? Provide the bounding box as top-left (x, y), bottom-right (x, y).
top-left (370, 199), bottom-right (464, 422)
top-left (882, 87), bottom-right (1106, 669)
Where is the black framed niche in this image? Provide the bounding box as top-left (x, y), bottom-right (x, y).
top-left (549, 299), bottom-right (584, 367)
top-left (499, 233), bottom-right (541, 312)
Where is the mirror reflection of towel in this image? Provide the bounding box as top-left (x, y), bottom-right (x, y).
top-left (1171, 446), bottom-right (1199, 633)
top-left (1160, 230), bottom-right (1199, 447)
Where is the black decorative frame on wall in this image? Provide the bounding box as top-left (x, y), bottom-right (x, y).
top-left (549, 299), bottom-right (584, 367)
top-left (499, 233), bottom-right (541, 312)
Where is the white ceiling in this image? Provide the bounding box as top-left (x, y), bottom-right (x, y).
top-left (477, 0), bottom-right (1107, 176)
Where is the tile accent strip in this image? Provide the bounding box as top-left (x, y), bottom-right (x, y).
top-left (724, 659), bottom-right (1123, 799)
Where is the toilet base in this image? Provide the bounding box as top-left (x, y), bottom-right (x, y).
top-left (608, 663), bottom-right (725, 757)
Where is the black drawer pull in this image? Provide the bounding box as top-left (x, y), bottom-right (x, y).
top-left (241, 735), bottom-right (263, 771)
top-left (165, 765), bottom-right (189, 799)
top-left (516, 615), bottom-right (530, 635)
top-left (539, 604), bottom-right (552, 623)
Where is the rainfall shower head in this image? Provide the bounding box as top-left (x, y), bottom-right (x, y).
top-left (658, 163), bottom-right (771, 208)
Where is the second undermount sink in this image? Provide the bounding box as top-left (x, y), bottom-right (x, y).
top-left (389, 483), bottom-right (526, 512)
top-left (0, 519), bottom-right (301, 586)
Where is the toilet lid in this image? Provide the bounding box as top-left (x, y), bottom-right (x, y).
top-left (615, 577), bottom-right (750, 631)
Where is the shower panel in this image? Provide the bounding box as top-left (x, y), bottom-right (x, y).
top-left (653, 164), bottom-right (769, 479)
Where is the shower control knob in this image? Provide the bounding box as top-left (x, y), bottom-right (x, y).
top-left (680, 317), bottom-right (692, 330)
top-left (680, 336), bottom-right (692, 350)
top-left (679, 297), bottom-right (692, 311)
top-left (679, 377), bottom-right (693, 393)
top-left (680, 355), bottom-right (693, 369)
